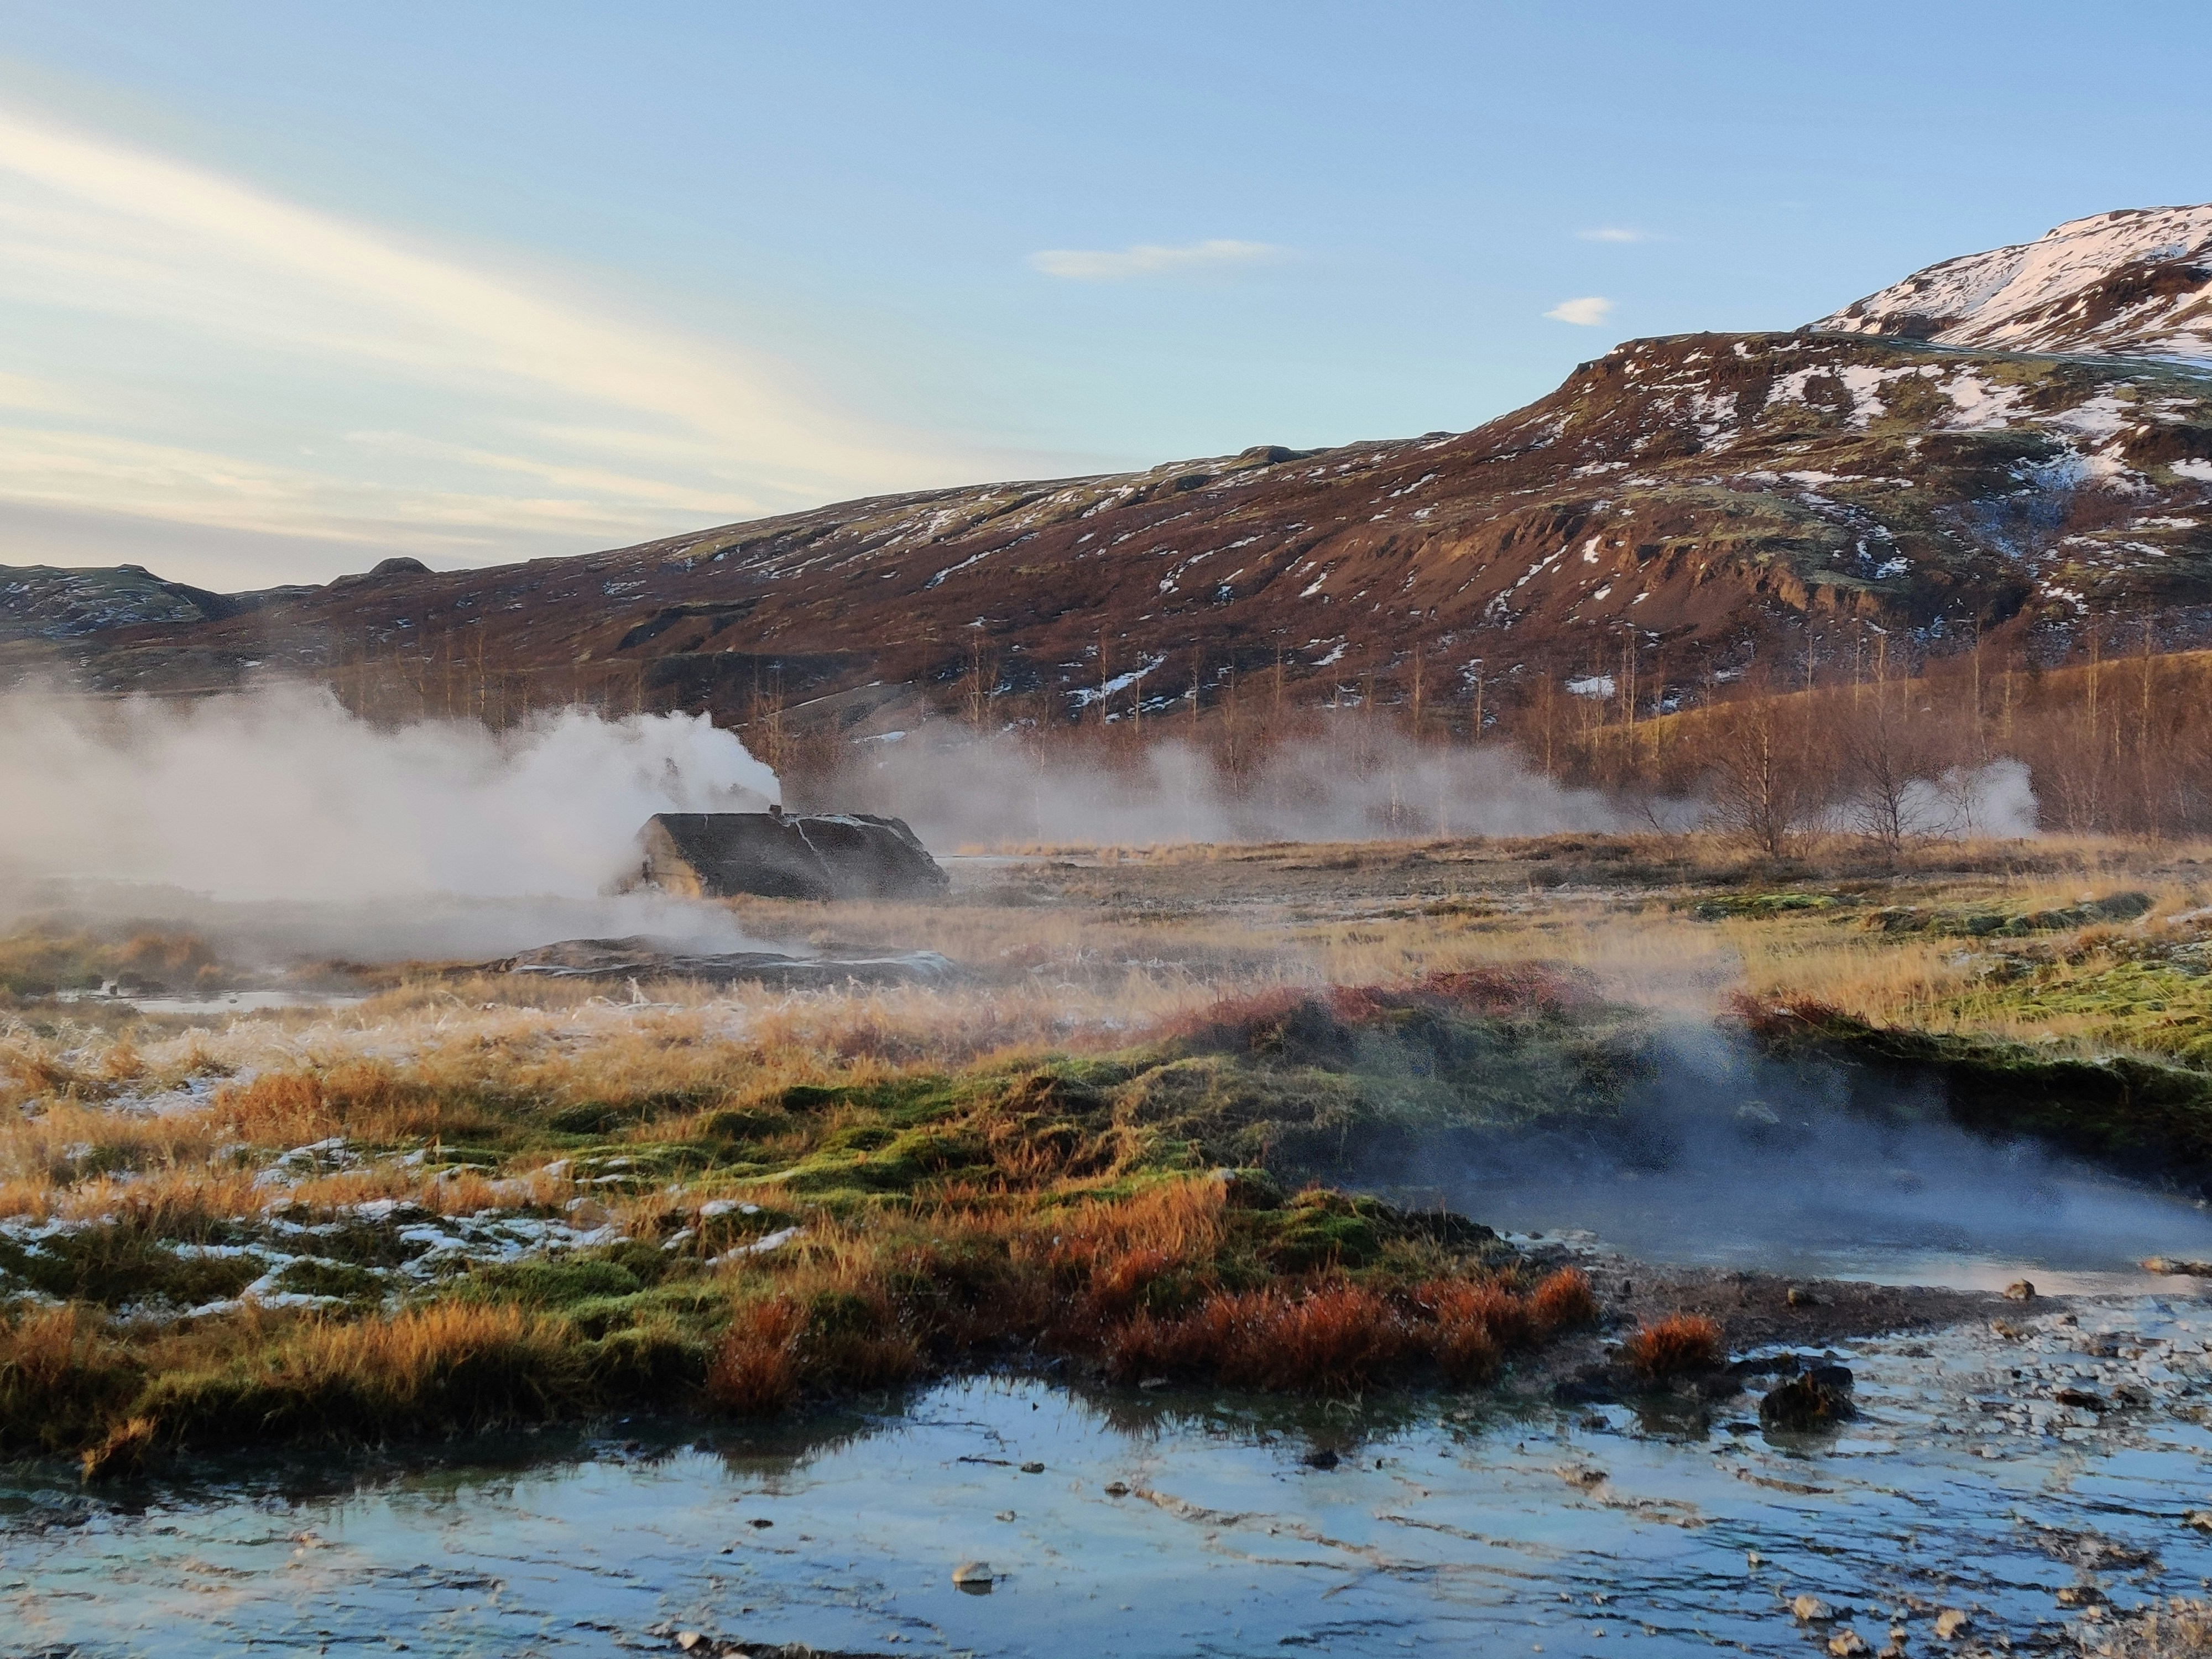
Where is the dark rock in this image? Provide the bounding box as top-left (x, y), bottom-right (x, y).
top-left (1553, 1369), bottom-right (1622, 1406)
top-left (1760, 1367), bottom-right (1856, 1430)
top-left (634, 811), bottom-right (948, 901)
top-left (1302, 1448), bottom-right (1340, 1469)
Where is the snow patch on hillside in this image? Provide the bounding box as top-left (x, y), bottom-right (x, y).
top-left (1816, 205), bottom-right (2212, 363)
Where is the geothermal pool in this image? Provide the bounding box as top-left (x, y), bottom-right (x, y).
top-left (9, 1297), bottom-right (2212, 1658)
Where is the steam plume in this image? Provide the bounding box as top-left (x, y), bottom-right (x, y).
top-left (0, 686), bottom-right (777, 901)
top-left (838, 723), bottom-right (1629, 847)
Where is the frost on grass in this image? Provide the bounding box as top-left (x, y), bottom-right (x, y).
top-left (0, 962), bottom-right (1638, 1468)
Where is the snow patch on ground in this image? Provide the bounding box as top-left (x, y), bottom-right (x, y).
top-left (1942, 372), bottom-right (2030, 430)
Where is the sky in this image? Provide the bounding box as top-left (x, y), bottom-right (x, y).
top-left (1, 1), bottom-right (2209, 590)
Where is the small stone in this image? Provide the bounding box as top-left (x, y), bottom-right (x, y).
top-left (1934, 1608), bottom-right (1970, 1640)
top-left (994, 1510), bottom-right (1015, 1521)
top-left (2054, 1585), bottom-right (2104, 1607)
top-left (1829, 1631), bottom-right (1871, 1657)
top-left (1103, 1481), bottom-right (1130, 1497)
top-left (1020, 1461), bottom-right (1045, 1474)
top-left (1793, 1594), bottom-right (1834, 1623)
top-left (2004, 1280), bottom-right (2036, 1301)
top-left (748, 1517), bottom-right (773, 1528)
top-left (1303, 1448), bottom-right (1340, 1470)
top-left (676, 1637), bottom-right (705, 1653)
top-left (2188, 1510), bottom-right (2212, 1531)
top-left (952, 1560), bottom-right (995, 1593)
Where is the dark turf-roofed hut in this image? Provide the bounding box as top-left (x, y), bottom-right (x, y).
top-left (634, 810), bottom-right (948, 901)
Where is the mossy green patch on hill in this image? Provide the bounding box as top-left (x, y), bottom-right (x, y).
top-left (1942, 952), bottom-right (2212, 1070)
top-left (1865, 891), bottom-right (2154, 938)
top-left (1687, 892), bottom-right (1857, 921)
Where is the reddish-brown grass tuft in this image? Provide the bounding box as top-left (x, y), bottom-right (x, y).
top-left (1622, 1312), bottom-right (1725, 1379)
top-left (1416, 966), bottom-right (1596, 1019)
top-left (1421, 1279), bottom-right (1537, 1350)
top-left (1529, 1267), bottom-right (1600, 1334)
top-left (1111, 1282), bottom-right (1416, 1394)
top-left (706, 1297), bottom-right (806, 1415)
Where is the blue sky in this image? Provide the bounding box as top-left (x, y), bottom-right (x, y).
top-left (1, 0), bottom-right (2208, 587)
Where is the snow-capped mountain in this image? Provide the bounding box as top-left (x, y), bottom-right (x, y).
top-left (1817, 205), bottom-right (2212, 364)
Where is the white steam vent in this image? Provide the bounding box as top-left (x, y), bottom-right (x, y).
top-left (0, 686), bottom-right (778, 901)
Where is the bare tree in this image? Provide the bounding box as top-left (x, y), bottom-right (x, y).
top-left (1838, 681), bottom-right (1952, 851)
top-left (1704, 694), bottom-right (1820, 855)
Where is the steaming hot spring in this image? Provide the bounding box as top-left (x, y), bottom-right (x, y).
top-left (6, 693), bottom-right (2212, 1655)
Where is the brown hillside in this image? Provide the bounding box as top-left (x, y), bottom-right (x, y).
top-left (6, 330), bottom-right (2211, 728)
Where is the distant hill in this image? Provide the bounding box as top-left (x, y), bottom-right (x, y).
top-left (7, 207), bottom-right (2211, 728)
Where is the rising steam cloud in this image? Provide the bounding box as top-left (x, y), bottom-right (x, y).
top-left (0, 686), bottom-right (778, 901)
top-left (839, 722), bottom-right (1630, 847)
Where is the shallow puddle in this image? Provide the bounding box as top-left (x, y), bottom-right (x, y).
top-left (11, 1296), bottom-right (2212, 1657)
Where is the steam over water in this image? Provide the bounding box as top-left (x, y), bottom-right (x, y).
top-left (1429, 1025), bottom-right (2212, 1292)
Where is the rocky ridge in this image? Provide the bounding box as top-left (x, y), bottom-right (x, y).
top-left (1819, 205), bottom-right (2212, 363)
top-left (6, 208), bottom-right (2212, 719)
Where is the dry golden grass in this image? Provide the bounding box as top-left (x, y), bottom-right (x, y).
top-left (0, 832), bottom-right (2200, 1244)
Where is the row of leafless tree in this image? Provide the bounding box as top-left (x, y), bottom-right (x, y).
top-left (1557, 643), bottom-right (2212, 846)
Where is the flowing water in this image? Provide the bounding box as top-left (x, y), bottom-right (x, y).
top-left (15, 1029), bottom-right (2212, 1655)
top-left (10, 1297), bottom-right (2212, 1658)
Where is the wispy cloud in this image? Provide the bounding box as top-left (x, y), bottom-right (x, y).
top-left (1577, 227), bottom-right (1650, 243)
top-left (1544, 296), bottom-right (1615, 326)
top-left (0, 424), bottom-right (707, 547)
top-left (1027, 238), bottom-right (1282, 281)
top-left (0, 101), bottom-right (977, 580)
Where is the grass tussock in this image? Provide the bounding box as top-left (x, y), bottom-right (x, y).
top-left (1621, 1312), bottom-right (1725, 1379)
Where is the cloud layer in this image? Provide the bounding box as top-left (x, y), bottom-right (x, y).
top-left (1027, 239), bottom-right (1281, 281)
top-left (0, 103), bottom-right (972, 585)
